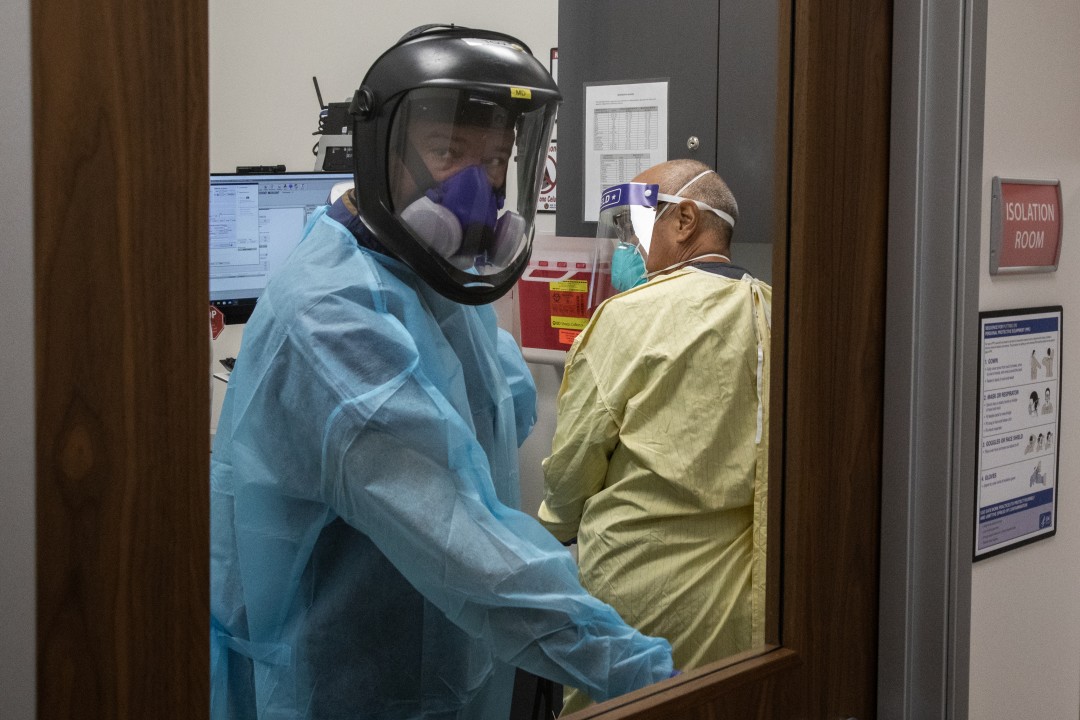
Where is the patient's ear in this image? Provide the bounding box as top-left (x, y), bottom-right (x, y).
top-left (672, 201), bottom-right (700, 244)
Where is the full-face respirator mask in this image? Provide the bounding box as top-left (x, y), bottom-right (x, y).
top-left (349, 25), bottom-right (561, 305)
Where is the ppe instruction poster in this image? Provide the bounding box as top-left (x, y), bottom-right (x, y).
top-left (975, 306), bottom-right (1062, 559)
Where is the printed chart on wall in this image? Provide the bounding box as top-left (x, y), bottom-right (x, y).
top-left (582, 80), bottom-right (668, 222)
top-left (975, 306), bottom-right (1063, 559)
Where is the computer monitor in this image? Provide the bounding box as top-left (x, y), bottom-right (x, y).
top-left (209, 171), bottom-right (353, 324)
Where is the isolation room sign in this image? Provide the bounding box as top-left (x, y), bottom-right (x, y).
top-left (990, 177), bottom-right (1063, 274)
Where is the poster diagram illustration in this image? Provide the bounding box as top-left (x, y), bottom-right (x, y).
top-left (976, 307), bottom-right (1062, 559)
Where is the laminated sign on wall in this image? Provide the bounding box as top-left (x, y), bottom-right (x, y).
top-left (975, 306), bottom-right (1063, 559)
top-left (990, 178), bottom-right (1063, 274)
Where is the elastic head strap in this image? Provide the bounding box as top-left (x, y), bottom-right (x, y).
top-left (656, 169), bottom-right (736, 228)
top-left (656, 194), bottom-right (736, 229)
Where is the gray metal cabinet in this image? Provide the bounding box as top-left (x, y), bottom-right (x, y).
top-left (555, 0), bottom-right (780, 248)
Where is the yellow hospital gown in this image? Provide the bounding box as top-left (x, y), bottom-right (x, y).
top-left (539, 267), bottom-right (770, 714)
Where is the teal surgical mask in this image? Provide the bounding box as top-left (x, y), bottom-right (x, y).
top-left (611, 241), bottom-right (647, 291)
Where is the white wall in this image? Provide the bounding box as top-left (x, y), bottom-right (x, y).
top-left (0, 0), bottom-right (36, 718)
top-left (970, 0), bottom-right (1080, 717)
top-left (209, 1), bottom-right (558, 178)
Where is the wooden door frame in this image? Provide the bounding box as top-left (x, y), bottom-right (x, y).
top-left (32, 0), bottom-right (887, 717)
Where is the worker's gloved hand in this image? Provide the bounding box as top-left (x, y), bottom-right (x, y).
top-left (669, 669), bottom-right (682, 678)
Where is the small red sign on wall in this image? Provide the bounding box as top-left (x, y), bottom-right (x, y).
top-left (991, 178), bottom-right (1063, 274)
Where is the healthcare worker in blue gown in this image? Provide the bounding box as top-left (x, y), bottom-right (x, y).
top-left (210, 24), bottom-right (674, 720)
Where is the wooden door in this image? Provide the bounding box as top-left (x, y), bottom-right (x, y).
top-left (562, 0), bottom-right (890, 717)
top-left (33, 0), bottom-right (209, 715)
top-left (31, 0), bottom-right (886, 717)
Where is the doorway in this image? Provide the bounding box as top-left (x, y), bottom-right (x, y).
top-left (30, 0), bottom-right (888, 717)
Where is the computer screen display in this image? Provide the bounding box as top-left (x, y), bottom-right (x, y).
top-left (210, 171), bottom-right (352, 323)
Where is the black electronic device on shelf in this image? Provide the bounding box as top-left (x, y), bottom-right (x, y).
top-left (311, 76), bottom-right (354, 173)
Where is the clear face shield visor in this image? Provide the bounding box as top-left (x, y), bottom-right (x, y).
top-left (596, 182), bottom-right (660, 291)
top-left (387, 87), bottom-right (554, 281)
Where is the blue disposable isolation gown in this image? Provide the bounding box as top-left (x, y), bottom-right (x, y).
top-left (210, 206), bottom-right (672, 719)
